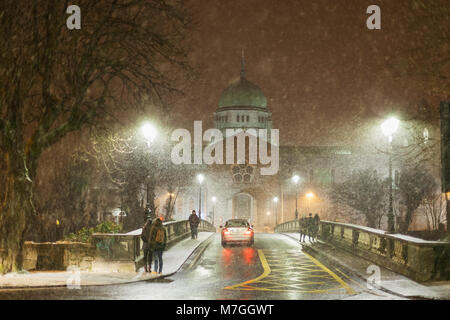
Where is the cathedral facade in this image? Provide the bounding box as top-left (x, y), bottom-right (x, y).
top-left (152, 59), bottom-right (436, 232)
top-left (160, 59), bottom-right (387, 232)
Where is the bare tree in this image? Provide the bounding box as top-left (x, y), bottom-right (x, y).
top-left (30, 154), bottom-right (96, 242)
top-left (395, 165), bottom-right (437, 234)
top-left (423, 193), bottom-right (447, 232)
top-left (0, 0), bottom-right (191, 273)
top-left (80, 126), bottom-right (195, 229)
top-left (330, 169), bottom-right (387, 228)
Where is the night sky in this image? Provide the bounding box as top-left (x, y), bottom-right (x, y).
top-left (168, 0), bottom-right (446, 146)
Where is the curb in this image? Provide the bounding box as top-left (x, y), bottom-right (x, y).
top-left (279, 233), bottom-right (438, 300)
top-left (0, 232), bottom-right (216, 290)
top-left (179, 234), bottom-right (216, 272)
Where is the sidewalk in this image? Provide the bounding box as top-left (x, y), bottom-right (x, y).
top-left (0, 232), bottom-right (214, 289)
top-left (282, 232), bottom-right (450, 300)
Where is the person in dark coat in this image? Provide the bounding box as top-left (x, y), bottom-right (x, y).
top-left (188, 210), bottom-right (200, 239)
top-left (306, 213), bottom-right (313, 242)
top-left (311, 214), bottom-right (320, 243)
top-left (141, 211), bottom-right (153, 272)
top-left (149, 217), bottom-right (167, 275)
top-left (299, 217), bottom-right (307, 243)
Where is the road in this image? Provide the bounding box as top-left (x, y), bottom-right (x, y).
top-left (0, 233), bottom-right (401, 300)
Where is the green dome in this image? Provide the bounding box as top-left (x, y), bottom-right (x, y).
top-left (218, 77), bottom-right (267, 108)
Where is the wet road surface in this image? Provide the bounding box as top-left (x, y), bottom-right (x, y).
top-left (0, 234), bottom-right (400, 300)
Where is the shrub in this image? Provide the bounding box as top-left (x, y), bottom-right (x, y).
top-left (65, 221), bottom-right (122, 243)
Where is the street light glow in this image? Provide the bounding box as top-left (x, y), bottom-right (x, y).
top-left (381, 117), bottom-right (399, 138)
top-left (197, 173), bottom-right (205, 184)
top-left (141, 122), bottom-right (157, 142)
top-left (273, 196), bottom-right (279, 203)
top-left (266, 211), bottom-right (271, 216)
top-left (212, 196), bottom-right (217, 203)
top-left (292, 175), bottom-right (300, 184)
top-left (306, 192), bottom-right (314, 199)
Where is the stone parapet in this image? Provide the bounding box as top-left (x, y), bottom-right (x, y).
top-left (275, 220), bottom-right (450, 282)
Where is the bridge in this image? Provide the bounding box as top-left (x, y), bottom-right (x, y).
top-left (10, 218), bottom-right (450, 300)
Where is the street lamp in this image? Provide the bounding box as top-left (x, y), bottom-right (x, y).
top-left (140, 122), bottom-right (157, 146)
top-left (292, 175), bottom-right (300, 219)
top-left (306, 192), bottom-right (314, 212)
top-left (381, 117), bottom-right (399, 232)
top-left (211, 196), bottom-right (217, 225)
top-left (197, 174), bottom-right (205, 219)
top-left (273, 196), bottom-right (279, 225)
top-left (140, 122), bottom-right (158, 204)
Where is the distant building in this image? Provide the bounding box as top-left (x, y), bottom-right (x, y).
top-left (154, 57), bottom-right (440, 232)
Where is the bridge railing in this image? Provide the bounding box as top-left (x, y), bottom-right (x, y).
top-left (90, 219), bottom-right (215, 272)
top-left (23, 219), bottom-right (216, 272)
top-left (274, 220), bottom-right (300, 233)
top-left (275, 219), bottom-right (449, 282)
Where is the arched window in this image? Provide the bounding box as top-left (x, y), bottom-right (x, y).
top-left (241, 115), bottom-right (245, 122)
top-left (246, 115), bottom-right (249, 122)
top-left (236, 115), bottom-right (240, 122)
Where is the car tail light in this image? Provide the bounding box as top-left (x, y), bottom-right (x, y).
top-left (245, 228), bottom-right (253, 235)
top-left (222, 228), bottom-right (230, 235)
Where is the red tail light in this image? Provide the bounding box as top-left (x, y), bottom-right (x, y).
top-left (222, 228), bottom-right (230, 235)
top-left (245, 228), bottom-right (253, 235)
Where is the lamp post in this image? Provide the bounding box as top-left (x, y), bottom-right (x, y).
top-left (381, 117), bottom-right (399, 233)
top-left (211, 196), bottom-right (217, 225)
top-left (197, 174), bottom-right (205, 219)
top-left (140, 122), bottom-right (158, 205)
top-left (273, 196), bottom-right (279, 226)
top-left (292, 175), bottom-right (300, 219)
top-left (141, 122), bottom-right (157, 147)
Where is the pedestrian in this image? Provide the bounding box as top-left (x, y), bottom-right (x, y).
top-left (141, 211), bottom-right (154, 273)
top-left (298, 218), bottom-right (303, 242)
top-left (311, 214), bottom-right (320, 243)
top-left (149, 217), bottom-right (167, 275)
top-left (306, 213), bottom-right (313, 242)
top-left (188, 210), bottom-right (200, 239)
top-left (299, 217), bottom-right (305, 243)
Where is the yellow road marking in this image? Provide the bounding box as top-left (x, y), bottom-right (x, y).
top-left (302, 251), bottom-right (356, 295)
top-left (224, 249), bottom-right (270, 290)
top-left (224, 249), bottom-right (356, 295)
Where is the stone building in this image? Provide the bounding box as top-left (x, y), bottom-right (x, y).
top-left (153, 58), bottom-right (440, 232)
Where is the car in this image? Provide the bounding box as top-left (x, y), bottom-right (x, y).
top-left (220, 219), bottom-right (254, 247)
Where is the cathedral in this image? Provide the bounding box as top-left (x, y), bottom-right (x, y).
top-left (160, 57), bottom-right (389, 232)
top-left (148, 57), bottom-right (435, 232)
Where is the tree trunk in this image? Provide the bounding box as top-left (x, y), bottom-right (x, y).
top-left (399, 209), bottom-right (414, 234)
top-left (366, 214), bottom-right (377, 229)
top-left (447, 194), bottom-right (450, 235)
top-left (0, 155), bottom-right (33, 273)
